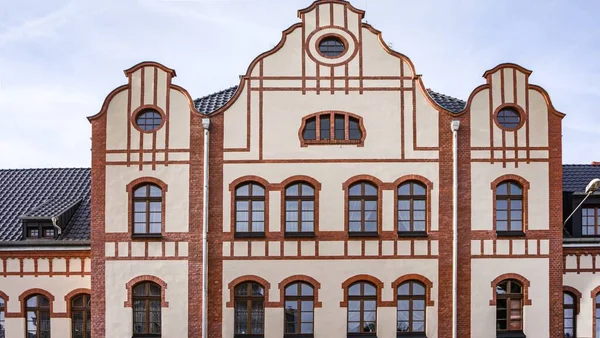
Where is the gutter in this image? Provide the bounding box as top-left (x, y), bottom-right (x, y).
top-left (201, 118), bottom-right (211, 338)
top-left (450, 120), bottom-right (460, 338)
top-left (0, 240), bottom-right (90, 251)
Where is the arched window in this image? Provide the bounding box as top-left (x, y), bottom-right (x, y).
top-left (347, 282), bottom-right (377, 334)
top-left (133, 184), bottom-right (162, 235)
top-left (300, 112), bottom-right (364, 146)
top-left (0, 297), bottom-right (4, 338)
top-left (284, 282), bottom-right (314, 334)
top-left (25, 294), bottom-right (51, 337)
top-left (564, 292), bottom-right (576, 338)
top-left (397, 182), bottom-right (427, 233)
top-left (595, 294), bottom-right (600, 338)
top-left (496, 279), bottom-right (523, 332)
top-left (285, 183), bottom-right (315, 235)
top-left (495, 181), bottom-right (523, 232)
top-left (234, 282), bottom-right (265, 335)
top-left (235, 183), bottom-right (266, 236)
top-left (71, 294), bottom-right (91, 338)
top-left (397, 281), bottom-right (426, 333)
top-left (348, 182), bottom-right (378, 234)
top-left (132, 282), bottom-right (162, 335)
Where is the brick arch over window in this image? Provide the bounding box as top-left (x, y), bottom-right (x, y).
top-left (19, 288), bottom-right (56, 315)
top-left (228, 175), bottom-right (271, 192)
top-left (126, 177), bottom-right (168, 236)
top-left (278, 175), bottom-right (322, 191)
top-left (64, 288), bottom-right (91, 317)
top-left (340, 274), bottom-right (385, 307)
top-left (489, 273), bottom-right (531, 306)
top-left (298, 111), bottom-right (367, 147)
top-left (490, 174), bottom-right (530, 233)
top-left (277, 275), bottom-right (322, 308)
top-left (564, 285), bottom-right (581, 314)
top-left (391, 274), bottom-right (435, 306)
top-left (226, 275), bottom-right (278, 308)
top-left (124, 275), bottom-right (169, 307)
top-left (393, 175), bottom-right (434, 234)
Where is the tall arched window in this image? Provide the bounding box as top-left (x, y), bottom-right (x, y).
top-left (0, 297), bottom-right (5, 338)
top-left (285, 183), bottom-right (315, 235)
top-left (595, 294), bottom-right (600, 338)
top-left (133, 184), bottom-right (162, 235)
top-left (25, 294), bottom-right (51, 337)
top-left (132, 282), bottom-right (162, 335)
top-left (235, 183), bottom-right (266, 236)
top-left (563, 292), bottom-right (576, 338)
top-left (234, 282), bottom-right (265, 335)
top-left (495, 181), bottom-right (523, 232)
top-left (284, 282), bottom-right (314, 334)
top-left (397, 182), bottom-right (427, 233)
top-left (348, 182), bottom-right (378, 234)
top-left (496, 279), bottom-right (523, 332)
top-left (347, 282), bottom-right (377, 334)
top-left (397, 281), bottom-right (426, 333)
top-left (71, 294), bottom-right (91, 338)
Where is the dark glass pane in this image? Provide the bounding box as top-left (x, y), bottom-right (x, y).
top-left (496, 282), bottom-right (508, 294)
top-left (252, 283), bottom-right (264, 296)
top-left (286, 184), bottom-right (299, 196)
top-left (510, 183), bottom-right (523, 195)
top-left (349, 184), bottom-right (361, 196)
top-left (335, 115), bottom-right (345, 140)
top-left (134, 283), bottom-right (147, 296)
top-left (497, 183), bottom-right (508, 195)
top-left (510, 282), bottom-right (522, 294)
top-left (364, 283), bottom-right (376, 296)
top-left (364, 184), bottom-right (377, 196)
top-left (413, 282), bottom-right (425, 295)
top-left (564, 293), bottom-right (574, 305)
top-left (136, 110), bottom-right (162, 131)
top-left (320, 115), bottom-right (330, 140)
top-left (349, 118), bottom-right (361, 140)
top-left (413, 183), bottom-right (426, 195)
top-left (236, 184), bottom-right (249, 196)
top-left (285, 284), bottom-right (298, 296)
top-left (149, 283), bottom-right (161, 296)
top-left (303, 118), bottom-right (316, 140)
top-left (301, 283), bottom-right (314, 296)
top-left (349, 284), bottom-right (361, 296)
top-left (319, 36), bottom-right (345, 57)
top-left (497, 108), bottom-right (520, 129)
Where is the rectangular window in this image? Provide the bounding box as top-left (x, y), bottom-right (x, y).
top-left (27, 228), bottom-right (39, 238)
top-left (43, 228), bottom-right (55, 238)
top-left (582, 207), bottom-right (599, 236)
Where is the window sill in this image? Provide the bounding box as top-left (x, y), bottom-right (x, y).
top-left (284, 334), bottom-right (314, 338)
top-left (132, 335), bottom-right (161, 338)
top-left (496, 231), bottom-right (525, 237)
top-left (347, 334), bottom-right (377, 338)
top-left (234, 335), bottom-right (264, 338)
top-left (397, 231), bottom-right (428, 238)
top-left (348, 231), bottom-right (379, 238)
top-left (397, 333), bottom-right (427, 338)
top-left (131, 233), bottom-right (162, 240)
top-left (285, 232), bottom-right (316, 238)
top-left (234, 232), bottom-right (266, 239)
top-left (496, 331), bottom-right (525, 338)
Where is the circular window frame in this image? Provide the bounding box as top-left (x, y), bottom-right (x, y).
top-left (315, 34), bottom-right (349, 59)
top-left (131, 105), bottom-right (166, 133)
top-left (493, 104), bottom-right (526, 131)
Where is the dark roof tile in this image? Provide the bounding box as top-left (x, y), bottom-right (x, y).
top-left (563, 164), bottom-right (600, 193)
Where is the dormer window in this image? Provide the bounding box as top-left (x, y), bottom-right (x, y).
top-left (300, 111), bottom-right (365, 146)
top-left (20, 198), bottom-right (82, 240)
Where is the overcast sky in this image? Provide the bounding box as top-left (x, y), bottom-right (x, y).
top-left (0, 0), bottom-right (598, 168)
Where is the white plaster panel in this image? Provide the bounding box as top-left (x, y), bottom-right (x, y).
top-left (580, 254), bottom-right (593, 269)
top-left (512, 240), bottom-right (525, 255)
top-left (483, 240), bottom-right (494, 255)
top-left (469, 88), bottom-right (491, 148)
top-left (364, 241), bottom-right (378, 256)
top-left (527, 240), bottom-right (537, 255)
top-left (382, 190), bottom-right (394, 231)
top-left (301, 241), bottom-right (315, 256)
top-left (269, 191), bottom-right (281, 232)
top-left (131, 242), bottom-right (145, 257)
top-left (234, 242), bottom-right (248, 257)
top-left (106, 153), bottom-right (126, 162)
top-left (105, 242), bottom-right (115, 257)
top-left (223, 81), bottom-right (249, 150)
top-left (319, 241), bottom-right (344, 256)
top-left (53, 258), bottom-right (66, 272)
top-left (414, 87), bottom-right (440, 148)
top-left (148, 242), bottom-right (162, 257)
top-left (251, 241), bottom-right (266, 257)
top-left (382, 240), bottom-right (394, 256)
top-left (496, 240), bottom-right (509, 255)
top-left (262, 26), bottom-right (303, 76)
top-left (491, 72), bottom-right (502, 112)
top-left (268, 241), bottom-right (280, 257)
top-left (178, 242), bottom-right (189, 257)
top-left (105, 91), bottom-right (129, 150)
top-left (348, 241), bottom-right (361, 256)
top-left (167, 89), bottom-right (191, 149)
top-left (70, 258), bottom-right (82, 272)
top-left (413, 240), bottom-right (428, 256)
top-left (38, 258), bottom-right (49, 273)
top-left (527, 90), bottom-right (549, 147)
top-left (143, 66), bottom-right (154, 105)
top-left (471, 240), bottom-right (481, 255)
top-left (539, 240), bottom-right (549, 255)
top-left (165, 242), bottom-right (176, 257)
top-left (23, 258), bottom-right (34, 272)
top-left (503, 68), bottom-right (514, 103)
top-left (6, 259), bottom-right (19, 272)
top-left (565, 255), bottom-right (577, 269)
top-left (118, 242), bottom-right (129, 257)
top-left (361, 29), bottom-right (401, 77)
top-left (430, 240), bottom-right (438, 256)
top-left (284, 241), bottom-right (298, 256)
top-left (156, 69), bottom-right (167, 111)
top-left (397, 241), bottom-right (411, 256)
top-left (471, 259), bottom-right (549, 338)
top-left (222, 242), bottom-right (231, 257)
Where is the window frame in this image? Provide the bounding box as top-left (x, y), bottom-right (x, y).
top-left (0, 297), bottom-right (4, 338)
top-left (234, 282), bottom-right (265, 337)
top-left (25, 294), bottom-right (51, 338)
top-left (346, 281), bottom-right (378, 335)
top-left (71, 294), bottom-right (91, 338)
top-left (316, 34), bottom-right (348, 59)
top-left (299, 111), bottom-right (366, 147)
top-left (133, 107), bottom-right (165, 133)
top-left (234, 182), bottom-right (267, 238)
top-left (347, 181), bottom-right (379, 236)
top-left (284, 182), bottom-right (316, 237)
top-left (563, 292), bottom-right (576, 338)
top-left (494, 180), bottom-right (525, 236)
top-left (582, 206), bottom-right (600, 236)
top-left (397, 181), bottom-right (428, 236)
top-left (132, 282), bottom-right (162, 337)
top-left (132, 183), bottom-right (163, 237)
top-left (396, 281), bottom-right (427, 335)
top-left (493, 104), bottom-right (525, 131)
top-left (284, 282), bottom-right (315, 336)
top-left (495, 279), bottom-right (524, 333)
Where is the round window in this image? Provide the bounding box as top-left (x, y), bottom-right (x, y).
top-left (135, 109), bottom-right (162, 132)
top-left (318, 36), bottom-right (346, 57)
top-left (496, 107), bottom-right (521, 130)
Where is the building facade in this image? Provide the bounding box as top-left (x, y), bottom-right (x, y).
top-left (1, 0), bottom-right (599, 337)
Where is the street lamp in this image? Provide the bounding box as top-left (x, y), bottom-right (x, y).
top-left (563, 178), bottom-right (600, 226)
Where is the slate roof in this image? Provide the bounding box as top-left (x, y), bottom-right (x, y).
top-left (0, 168), bottom-right (90, 242)
top-left (193, 86), bottom-right (467, 115)
top-left (563, 164), bottom-right (600, 193)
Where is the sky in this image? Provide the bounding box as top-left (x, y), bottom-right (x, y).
top-left (0, 0), bottom-right (598, 168)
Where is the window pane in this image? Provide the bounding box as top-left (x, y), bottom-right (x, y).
top-left (413, 184), bottom-right (426, 195)
top-left (236, 185), bottom-right (249, 196)
top-left (134, 202), bottom-right (146, 212)
top-left (398, 184), bottom-right (410, 195)
top-left (301, 284), bottom-right (314, 296)
top-left (397, 300), bottom-right (409, 310)
top-left (414, 200), bottom-right (426, 210)
top-left (398, 283), bottom-right (410, 295)
top-left (303, 118), bottom-right (316, 140)
top-left (398, 221), bottom-right (410, 231)
top-left (335, 115), bottom-right (345, 140)
top-left (496, 221), bottom-right (507, 231)
top-left (149, 223), bottom-right (161, 233)
top-left (252, 185), bottom-right (265, 196)
top-left (149, 202), bottom-right (161, 212)
top-left (364, 184), bottom-right (377, 196)
top-left (252, 201), bottom-right (264, 211)
top-left (320, 116), bottom-right (330, 140)
top-left (564, 293), bottom-right (574, 304)
top-left (349, 184), bottom-right (361, 196)
top-left (349, 285), bottom-right (361, 296)
top-left (364, 284), bottom-right (376, 296)
top-left (349, 118), bottom-right (361, 140)
top-left (302, 201), bottom-right (314, 211)
top-left (510, 183), bottom-right (522, 195)
top-left (286, 184), bottom-right (299, 196)
top-left (149, 185), bottom-right (161, 197)
top-left (286, 222), bottom-right (298, 232)
top-left (301, 323), bottom-right (313, 333)
top-left (301, 184), bottom-right (314, 196)
top-left (285, 285), bottom-right (298, 296)
top-left (413, 283), bottom-right (425, 295)
top-left (365, 222), bottom-right (377, 232)
top-left (497, 183), bottom-right (508, 195)
top-left (348, 301), bottom-right (360, 311)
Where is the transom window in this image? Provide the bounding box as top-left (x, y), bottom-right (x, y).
top-left (496, 107), bottom-right (521, 130)
top-left (397, 182), bottom-right (427, 233)
top-left (71, 294), bottom-right (91, 338)
top-left (285, 183), bottom-right (315, 235)
top-left (235, 183), bottom-right (265, 235)
top-left (496, 279), bottom-right (523, 332)
top-left (132, 282), bottom-right (162, 336)
top-left (348, 182), bottom-right (378, 234)
top-left (397, 281), bottom-right (426, 333)
top-left (133, 184), bottom-right (162, 235)
top-left (564, 292), bottom-right (576, 338)
top-left (234, 282), bottom-right (265, 335)
top-left (495, 181), bottom-right (523, 232)
top-left (301, 112), bottom-right (363, 145)
top-left (135, 109), bottom-right (162, 132)
top-left (284, 282), bottom-right (314, 334)
top-left (347, 282), bottom-right (377, 334)
top-left (582, 207), bottom-right (600, 236)
top-left (26, 294), bottom-right (51, 338)
top-left (0, 298), bottom-right (5, 338)
top-left (318, 36), bottom-right (345, 57)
